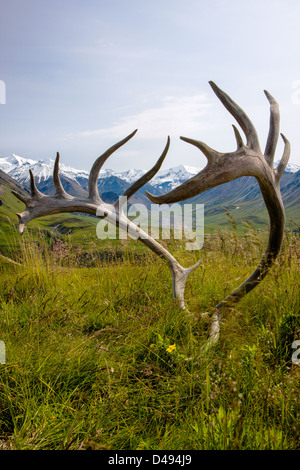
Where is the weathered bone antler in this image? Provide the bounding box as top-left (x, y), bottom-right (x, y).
top-left (12, 130), bottom-right (201, 309)
top-left (146, 81), bottom-right (291, 343)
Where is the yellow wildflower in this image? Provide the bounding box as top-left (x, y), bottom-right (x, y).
top-left (166, 344), bottom-right (176, 353)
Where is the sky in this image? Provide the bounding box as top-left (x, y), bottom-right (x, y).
top-left (1, 0), bottom-right (300, 174)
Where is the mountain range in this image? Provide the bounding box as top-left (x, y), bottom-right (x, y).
top-left (0, 154), bottom-right (299, 232)
top-left (0, 154), bottom-right (202, 199)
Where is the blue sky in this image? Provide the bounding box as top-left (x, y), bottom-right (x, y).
top-left (1, 0), bottom-right (300, 172)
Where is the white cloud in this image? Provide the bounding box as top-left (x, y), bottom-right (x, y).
top-left (64, 94), bottom-right (213, 142)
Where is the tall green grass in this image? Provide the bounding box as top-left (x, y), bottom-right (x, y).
top-left (0, 226), bottom-right (299, 450)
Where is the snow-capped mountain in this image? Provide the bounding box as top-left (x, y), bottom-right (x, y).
top-left (274, 160), bottom-right (300, 173)
top-left (0, 154), bottom-right (37, 177)
top-left (151, 165), bottom-right (200, 190)
top-left (0, 154), bottom-right (202, 190)
top-left (0, 154), bottom-right (89, 184)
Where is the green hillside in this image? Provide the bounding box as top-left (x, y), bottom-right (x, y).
top-left (0, 170), bottom-right (100, 254)
top-left (1, 169), bottom-right (299, 259)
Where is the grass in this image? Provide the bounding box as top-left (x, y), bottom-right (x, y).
top-left (0, 223), bottom-right (299, 450)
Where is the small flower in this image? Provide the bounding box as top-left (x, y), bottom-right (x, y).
top-left (166, 344), bottom-right (176, 353)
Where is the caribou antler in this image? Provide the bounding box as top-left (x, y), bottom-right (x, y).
top-left (12, 130), bottom-right (201, 309)
top-left (146, 81), bottom-right (290, 344)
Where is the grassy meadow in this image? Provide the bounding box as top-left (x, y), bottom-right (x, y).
top-left (0, 220), bottom-right (299, 450)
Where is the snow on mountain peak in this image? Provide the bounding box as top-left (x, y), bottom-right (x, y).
top-left (274, 160), bottom-right (300, 173)
top-left (150, 164), bottom-right (201, 189)
top-left (2, 153), bottom-right (298, 193)
top-left (9, 154), bottom-right (36, 166)
top-left (0, 154), bottom-right (90, 183)
top-left (0, 154), bottom-right (202, 188)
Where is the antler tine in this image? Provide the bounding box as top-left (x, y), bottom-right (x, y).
top-left (232, 124), bottom-right (244, 149)
top-left (120, 136), bottom-right (170, 203)
top-left (16, 213), bottom-right (26, 235)
top-left (88, 129), bottom-right (138, 202)
top-left (53, 152), bottom-right (70, 198)
top-left (180, 136), bottom-right (221, 162)
top-left (263, 90), bottom-right (280, 166)
top-left (209, 81), bottom-right (260, 151)
top-left (11, 190), bottom-right (29, 205)
top-left (29, 170), bottom-right (44, 199)
top-left (145, 134), bottom-right (224, 205)
top-left (275, 133), bottom-right (291, 183)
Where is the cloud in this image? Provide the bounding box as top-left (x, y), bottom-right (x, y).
top-left (64, 94), bottom-right (213, 142)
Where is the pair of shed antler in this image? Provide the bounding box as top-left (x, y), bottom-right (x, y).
top-left (12, 81), bottom-right (290, 345)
